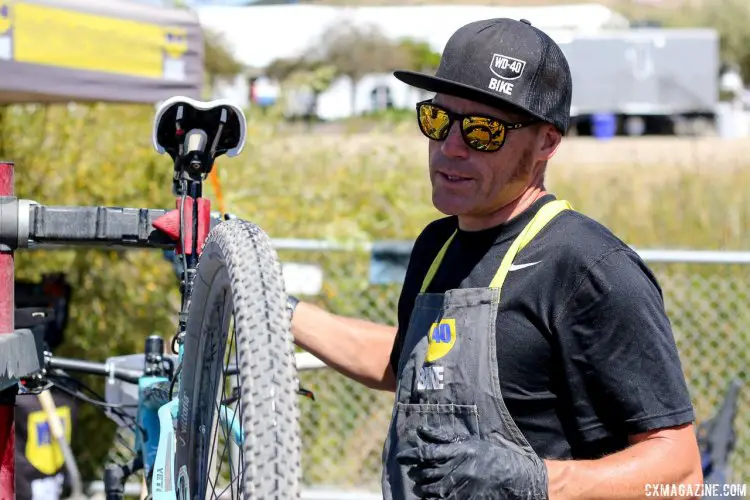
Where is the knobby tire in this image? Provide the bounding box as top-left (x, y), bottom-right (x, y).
top-left (174, 219), bottom-right (302, 499)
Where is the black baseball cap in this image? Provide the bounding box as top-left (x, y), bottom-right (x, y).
top-left (394, 18), bottom-right (573, 134)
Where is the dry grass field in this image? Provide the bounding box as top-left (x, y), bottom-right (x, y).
top-left (230, 122), bottom-right (750, 251)
top-left (258, 129), bottom-right (750, 171)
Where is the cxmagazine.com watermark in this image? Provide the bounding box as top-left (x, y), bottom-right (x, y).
top-left (646, 483), bottom-right (747, 498)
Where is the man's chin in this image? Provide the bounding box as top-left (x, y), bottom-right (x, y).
top-left (432, 194), bottom-right (468, 217)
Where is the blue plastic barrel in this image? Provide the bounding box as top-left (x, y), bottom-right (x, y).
top-left (591, 113), bottom-right (617, 140)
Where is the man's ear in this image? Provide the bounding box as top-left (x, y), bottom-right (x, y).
top-left (537, 125), bottom-right (563, 161)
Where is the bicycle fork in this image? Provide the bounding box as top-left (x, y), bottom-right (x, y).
top-left (151, 399), bottom-right (180, 500)
top-left (149, 398), bottom-right (244, 500)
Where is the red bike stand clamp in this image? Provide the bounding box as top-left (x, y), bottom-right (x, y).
top-left (152, 197), bottom-right (212, 256)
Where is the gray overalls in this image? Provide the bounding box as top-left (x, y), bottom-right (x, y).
top-left (381, 199), bottom-right (572, 500)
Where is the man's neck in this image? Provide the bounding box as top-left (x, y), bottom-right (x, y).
top-left (458, 185), bottom-right (548, 231)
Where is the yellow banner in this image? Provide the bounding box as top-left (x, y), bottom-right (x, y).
top-left (8, 1), bottom-right (187, 79)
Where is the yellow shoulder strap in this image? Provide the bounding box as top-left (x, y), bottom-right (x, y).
top-left (420, 230), bottom-right (456, 293)
top-left (419, 199), bottom-right (573, 294)
top-left (489, 199), bottom-right (572, 290)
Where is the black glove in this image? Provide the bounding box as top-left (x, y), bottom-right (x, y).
top-left (396, 426), bottom-right (549, 500)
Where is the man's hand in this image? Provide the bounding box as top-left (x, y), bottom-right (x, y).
top-left (396, 426), bottom-right (549, 499)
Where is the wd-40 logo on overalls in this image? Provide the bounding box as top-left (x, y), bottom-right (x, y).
top-left (25, 407), bottom-right (71, 475)
top-left (419, 319), bottom-right (456, 391)
top-left (426, 319), bottom-right (456, 362)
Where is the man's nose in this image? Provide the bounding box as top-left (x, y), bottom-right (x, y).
top-left (440, 121), bottom-right (470, 159)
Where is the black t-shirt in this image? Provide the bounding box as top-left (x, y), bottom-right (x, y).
top-left (390, 194), bottom-right (695, 459)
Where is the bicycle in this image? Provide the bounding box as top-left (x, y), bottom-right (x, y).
top-left (1, 96), bottom-right (303, 499)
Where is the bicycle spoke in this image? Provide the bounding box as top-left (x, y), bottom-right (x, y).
top-left (206, 318), bottom-right (246, 500)
top-left (207, 303), bottom-right (234, 498)
top-left (229, 329), bottom-right (245, 498)
top-left (228, 325), bottom-right (244, 498)
top-left (212, 354), bottom-right (232, 495)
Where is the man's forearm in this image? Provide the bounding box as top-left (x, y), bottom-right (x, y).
top-left (291, 301), bottom-right (397, 391)
top-left (545, 429), bottom-right (702, 500)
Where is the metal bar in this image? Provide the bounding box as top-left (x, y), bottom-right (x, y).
top-left (271, 238), bottom-right (372, 252)
top-left (295, 352), bottom-right (327, 371)
top-left (47, 353), bottom-right (323, 382)
top-left (48, 356), bottom-right (143, 384)
top-left (0, 161), bottom-right (15, 500)
top-left (208, 355), bottom-right (325, 375)
top-left (27, 205), bottom-right (174, 249)
top-left (87, 480), bottom-right (383, 500)
top-left (270, 238), bottom-right (750, 265)
top-left (635, 248), bottom-right (750, 264)
top-left (301, 490), bottom-right (383, 500)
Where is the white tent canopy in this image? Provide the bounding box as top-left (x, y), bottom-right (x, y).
top-left (195, 3), bottom-right (630, 70)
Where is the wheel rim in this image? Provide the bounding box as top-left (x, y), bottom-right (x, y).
top-left (190, 282), bottom-right (247, 499)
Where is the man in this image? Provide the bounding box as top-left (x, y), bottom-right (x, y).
top-left (288, 18), bottom-right (703, 500)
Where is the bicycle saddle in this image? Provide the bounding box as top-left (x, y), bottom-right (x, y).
top-left (152, 96), bottom-right (247, 162)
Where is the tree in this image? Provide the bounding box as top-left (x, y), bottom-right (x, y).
top-left (651, 0), bottom-right (750, 81)
top-left (396, 37), bottom-right (442, 73)
top-left (203, 28), bottom-right (245, 90)
top-left (266, 55), bottom-right (337, 121)
top-left (311, 20), bottom-right (413, 115)
top-left (266, 55), bottom-right (319, 83)
top-left (263, 23), bottom-right (441, 120)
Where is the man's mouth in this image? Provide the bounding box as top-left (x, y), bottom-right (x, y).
top-left (438, 171), bottom-right (473, 183)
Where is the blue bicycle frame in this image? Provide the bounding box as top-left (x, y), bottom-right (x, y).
top-left (126, 341), bottom-right (243, 499)
top-left (143, 345), bottom-right (181, 500)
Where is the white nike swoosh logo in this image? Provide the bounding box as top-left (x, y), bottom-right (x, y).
top-left (509, 261), bottom-right (541, 271)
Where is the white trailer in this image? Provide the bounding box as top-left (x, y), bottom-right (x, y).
top-left (553, 28), bottom-right (720, 136)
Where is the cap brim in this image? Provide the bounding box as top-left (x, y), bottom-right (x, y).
top-left (393, 69), bottom-right (549, 125)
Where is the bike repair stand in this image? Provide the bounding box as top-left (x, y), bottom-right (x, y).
top-left (103, 103), bottom-right (223, 499)
top-left (0, 161), bottom-right (46, 500)
top-left (152, 110), bottom-right (215, 347)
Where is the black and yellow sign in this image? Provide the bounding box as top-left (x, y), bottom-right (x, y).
top-left (3, 1), bottom-right (187, 78)
top-left (0, 0), bottom-right (203, 104)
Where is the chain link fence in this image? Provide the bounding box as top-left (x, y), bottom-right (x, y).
top-left (276, 242), bottom-right (750, 494)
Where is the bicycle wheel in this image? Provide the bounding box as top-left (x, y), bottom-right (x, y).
top-left (174, 219), bottom-right (301, 500)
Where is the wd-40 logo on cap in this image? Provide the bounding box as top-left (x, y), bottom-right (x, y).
top-left (490, 54), bottom-right (526, 81)
top-left (425, 318), bottom-right (456, 362)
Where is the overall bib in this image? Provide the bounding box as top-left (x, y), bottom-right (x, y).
top-left (381, 199), bottom-right (572, 500)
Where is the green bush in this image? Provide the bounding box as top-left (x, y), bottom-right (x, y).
top-left (1, 103), bottom-right (181, 479)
